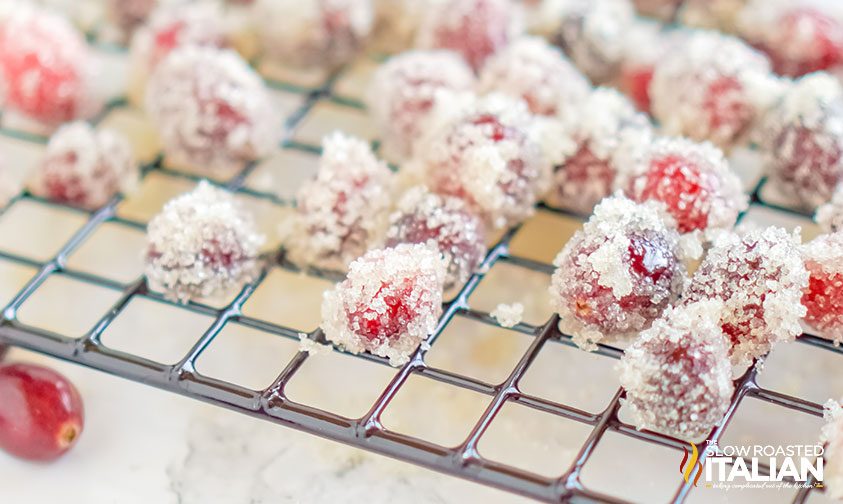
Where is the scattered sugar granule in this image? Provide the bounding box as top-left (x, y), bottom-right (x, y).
top-left (415, 0), bottom-right (524, 71)
top-left (285, 132), bottom-right (394, 271)
top-left (365, 50), bottom-right (475, 163)
top-left (28, 122), bottom-right (137, 210)
top-left (254, 0), bottom-right (374, 69)
top-left (416, 93), bottom-right (550, 230)
top-left (816, 186), bottom-right (843, 233)
top-left (552, 0), bottom-right (635, 84)
top-left (128, 2), bottom-right (227, 100)
top-left (737, 0), bottom-right (843, 77)
top-left (491, 302), bottom-right (524, 328)
top-left (0, 4), bottom-right (102, 127)
top-left (385, 186), bottom-right (486, 291)
top-left (802, 231), bottom-right (843, 345)
top-left (144, 181), bottom-right (265, 303)
top-left (145, 46), bottom-right (281, 173)
top-left (320, 243), bottom-right (446, 366)
top-left (755, 72), bottom-right (843, 210)
top-left (822, 398), bottom-right (843, 500)
top-left (298, 333), bottom-right (333, 355)
top-left (477, 35), bottom-right (591, 117)
top-left (617, 136), bottom-right (747, 238)
top-left (649, 30), bottom-right (776, 150)
top-left (544, 87), bottom-right (653, 215)
top-left (682, 226), bottom-right (808, 366)
top-left (618, 300), bottom-right (734, 441)
top-left (549, 194), bottom-right (687, 351)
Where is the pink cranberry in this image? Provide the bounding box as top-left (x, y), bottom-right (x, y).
top-left (0, 363), bottom-right (84, 462)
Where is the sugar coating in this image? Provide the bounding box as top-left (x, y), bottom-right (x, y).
top-left (737, 0), bottom-right (843, 77)
top-left (366, 50), bottom-right (475, 163)
top-left (320, 243), bottom-right (446, 366)
top-left (550, 194), bottom-right (686, 351)
top-left (650, 30), bottom-right (775, 150)
top-left (106, 0), bottom-right (158, 39)
top-left (756, 72), bottom-right (843, 209)
top-left (683, 226), bottom-right (808, 366)
top-left (491, 302), bottom-right (523, 328)
top-left (298, 333), bottom-right (334, 355)
top-left (286, 132), bottom-right (394, 271)
top-left (417, 93), bottom-right (550, 229)
top-left (618, 300), bottom-right (734, 440)
top-left (145, 46), bottom-right (281, 173)
top-left (553, 0), bottom-right (635, 84)
top-left (816, 186), bottom-right (843, 233)
top-left (415, 0), bottom-right (524, 71)
top-left (129, 2), bottom-right (227, 79)
top-left (544, 87), bottom-right (653, 215)
top-left (255, 0), bottom-right (374, 69)
top-left (29, 122), bottom-right (137, 210)
top-left (385, 186), bottom-right (486, 290)
top-left (802, 232), bottom-right (843, 344)
top-left (144, 181), bottom-right (265, 303)
top-left (477, 36), bottom-right (591, 117)
top-left (0, 4), bottom-right (101, 126)
top-left (617, 136), bottom-right (747, 238)
top-left (822, 398), bottom-right (843, 500)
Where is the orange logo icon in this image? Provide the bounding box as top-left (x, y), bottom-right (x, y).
top-left (680, 442), bottom-right (704, 487)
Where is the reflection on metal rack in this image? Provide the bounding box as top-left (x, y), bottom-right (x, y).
top-left (0, 44), bottom-right (839, 504)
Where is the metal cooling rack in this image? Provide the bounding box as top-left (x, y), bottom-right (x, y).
top-left (0, 37), bottom-right (841, 504)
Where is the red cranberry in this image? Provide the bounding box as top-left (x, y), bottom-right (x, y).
top-left (619, 301), bottom-right (734, 440)
top-left (802, 232), bottom-right (843, 344)
top-left (0, 363), bottom-right (84, 462)
top-left (550, 196), bottom-right (685, 350)
top-left (621, 137), bottom-right (746, 235)
top-left (620, 64), bottom-right (654, 113)
top-left (682, 227), bottom-right (808, 365)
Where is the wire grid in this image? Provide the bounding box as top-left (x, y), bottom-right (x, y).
top-left (0, 41), bottom-right (839, 504)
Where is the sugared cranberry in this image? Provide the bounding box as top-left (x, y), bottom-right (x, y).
top-left (738, 5), bottom-right (843, 77)
top-left (418, 94), bottom-right (549, 229)
top-left (801, 232), bottom-right (843, 344)
top-left (321, 243), bottom-right (446, 366)
top-left (385, 186), bottom-right (486, 290)
top-left (0, 363), bottom-right (84, 462)
top-left (286, 132), bottom-right (394, 271)
top-left (366, 50), bottom-right (474, 162)
top-left (650, 30), bottom-right (773, 150)
top-left (0, 6), bottom-right (100, 127)
top-left (544, 88), bottom-right (652, 215)
top-left (477, 36), bottom-right (590, 116)
top-left (415, 0), bottom-right (523, 71)
top-left (682, 227), bottom-right (808, 365)
top-left (29, 122), bottom-right (137, 210)
top-left (619, 137), bottom-right (747, 236)
top-left (756, 73), bottom-right (843, 210)
top-left (145, 47), bottom-right (281, 173)
top-left (619, 301), bottom-right (734, 440)
top-left (553, 0), bottom-right (635, 83)
top-left (145, 181), bottom-right (264, 303)
top-left (255, 0), bottom-right (374, 69)
top-left (550, 195), bottom-right (686, 351)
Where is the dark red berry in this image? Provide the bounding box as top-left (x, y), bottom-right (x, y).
top-left (0, 363), bottom-right (84, 462)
